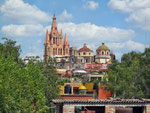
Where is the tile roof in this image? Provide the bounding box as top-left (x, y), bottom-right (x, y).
top-left (78, 44), bottom-right (93, 52)
top-left (53, 99), bottom-right (150, 105)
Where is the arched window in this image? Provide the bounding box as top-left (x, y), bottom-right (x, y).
top-left (86, 59), bottom-right (88, 63)
top-left (60, 49), bottom-right (62, 55)
top-left (58, 49), bottom-right (60, 55)
top-left (107, 51), bottom-right (109, 55)
top-left (56, 48), bottom-right (57, 55)
top-left (83, 52), bottom-right (86, 55)
top-left (102, 51), bottom-right (104, 55)
top-left (53, 38), bottom-right (55, 44)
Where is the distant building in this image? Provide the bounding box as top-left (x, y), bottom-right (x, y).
top-left (44, 14), bottom-right (70, 60)
top-left (95, 42), bottom-right (112, 64)
top-left (22, 56), bottom-right (41, 64)
top-left (43, 15), bottom-right (115, 70)
top-left (77, 44), bottom-right (94, 64)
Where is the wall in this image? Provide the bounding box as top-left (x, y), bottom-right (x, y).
top-left (63, 105), bottom-right (75, 113)
top-left (61, 95), bottom-right (93, 99)
top-left (146, 106), bottom-right (150, 113)
top-left (105, 106), bottom-right (116, 113)
top-left (98, 85), bottom-right (111, 100)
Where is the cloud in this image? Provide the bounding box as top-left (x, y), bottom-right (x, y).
top-left (83, 1), bottom-right (99, 10)
top-left (108, 40), bottom-right (146, 51)
top-left (0, 0), bottom-right (73, 24)
top-left (1, 24), bottom-right (44, 38)
top-left (58, 10), bottom-right (73, 21)
top-left (0, 0), bottom-right (50, 24)
top-left (108, 0), bottom-right (150, 31)
top-left (57, 22), bottom-right (135, 42)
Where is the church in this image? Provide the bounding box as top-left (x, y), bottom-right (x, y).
top-left (44, 14), bottom-right (70, 60)
top-left (44, 15), bottom-right (115, 70)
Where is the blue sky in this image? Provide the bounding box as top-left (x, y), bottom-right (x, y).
top-left (0, 0), bottom-right (150, 59)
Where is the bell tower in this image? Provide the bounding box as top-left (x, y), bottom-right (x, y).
top-left (44, 14), bottom-right (70, 60)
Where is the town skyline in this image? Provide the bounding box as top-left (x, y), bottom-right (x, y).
top-left (0, 0), bottom-right (150, 60)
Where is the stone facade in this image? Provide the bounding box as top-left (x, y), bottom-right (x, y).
top-left (54, 99), bottom-right (150, 113)
top-left (105, 106), bottom-right (116, 113)
top-left (44, 15), bottom-right (69, 60)
top-left (63, 105), bottom-right (74, 113)
top-left (146, 106), bottom-right (150, 113)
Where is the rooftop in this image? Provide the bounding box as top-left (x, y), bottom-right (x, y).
top-left (78, 43), bottom-right (93, 52)
top-left (53, 99), bottom-right (150, 106)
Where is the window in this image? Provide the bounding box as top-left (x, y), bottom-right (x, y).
top-left (102, 51), bottom-right (104, 55)
top-left (79, 53), bottom-right (80, 55)
top-left (81, 59), bottom-right (82, 63)
top-left (83, 52), bottom-right (86, 55)
top-left (53, 38), bottom-right (55, 44)
top-left (89, 53), bottom-right (91, 55)
top-left (86, 59), bottom-right (88, 63)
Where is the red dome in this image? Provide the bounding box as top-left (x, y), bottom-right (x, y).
top-left (78, 44), bottom-right (93, 52)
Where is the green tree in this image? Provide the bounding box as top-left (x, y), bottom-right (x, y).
top-left (103, 49), bottom-right (150, 98)
top-left (0, 55), bottom-right (48, 112)
top-left (0, 38), bottom-right (21, 62)
top-left (0, 38), bottom-right (59, 112)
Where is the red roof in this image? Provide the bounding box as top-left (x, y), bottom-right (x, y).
top-left (78, 44), bottom-right (92, 52)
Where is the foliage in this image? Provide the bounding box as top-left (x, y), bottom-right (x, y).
top-left (0, 55), bottom-right (48, 112)
top-left (0, 38), bottom-right (21, 62)
top-left (0, 38), bottom-right (59, 112)
top-left (103, 49), bottom-right (150, 98)
top-left (38, 57), bottom-right (60, 107)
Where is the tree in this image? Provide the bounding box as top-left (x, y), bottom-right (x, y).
top-left (103, 49), bottom-right (150, 99)
top-left (0, 38), bottom-right (21, 62)
top-left (0, 38), bottom-right (59, 112)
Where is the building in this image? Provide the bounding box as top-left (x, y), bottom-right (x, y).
top-left (77, 44), bottom-right (94, 64)
top-left (53, 99), bottom-right (150, 113)
top-left (59, 83), bottom-right (111, 100)
top-left (44, 14), bottom-right (70, 60)
top-left (95, 42), bottom-right (112, 64)
top-left (69, 44), bottom-right (94, 69)
top-left (43, 15), bottom-right (115, 70)
top-left (21, 56), bottom-right (41, 64)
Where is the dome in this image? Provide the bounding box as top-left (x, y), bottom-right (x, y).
top-left (78, 44), bottom-right (92, 52)
top-left (79, 85), bottom-right (87, 90)
top-left (97, 42), bottom-right (109, 51)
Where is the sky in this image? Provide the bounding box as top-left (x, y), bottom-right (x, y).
top-left (0, 0), bottom-right (150, 60)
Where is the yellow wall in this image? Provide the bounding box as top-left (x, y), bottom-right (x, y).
top-left (59, 83), bottom-right (94, 95)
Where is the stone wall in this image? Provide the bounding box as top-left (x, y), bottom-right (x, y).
top-left (105, 106), bottom-right (115, 113)
top-left (146, 106), bottom-right (150, 113)
top-left (63, 105), bottom-right (75, 113)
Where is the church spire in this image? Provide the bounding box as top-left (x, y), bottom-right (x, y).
top-left (64, 33), bottom-right (68, 45)
top-left (44, 29), bottom-right (49, 44)
top-left (50, 14), bottom-right (58, 35)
